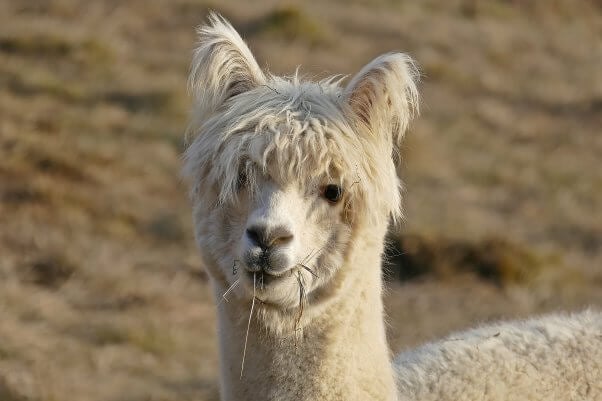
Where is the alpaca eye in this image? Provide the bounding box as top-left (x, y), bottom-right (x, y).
top-left (323, 185), bottom-right (343, 203)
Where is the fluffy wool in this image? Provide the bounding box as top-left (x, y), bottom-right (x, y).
top-left (396, 310), bottom-right (602, 400)
top-left (183, 14), bottom-right (602, 401)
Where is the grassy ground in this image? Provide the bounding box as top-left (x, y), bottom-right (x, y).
top-left (0, 1), bottom-right (600, 400)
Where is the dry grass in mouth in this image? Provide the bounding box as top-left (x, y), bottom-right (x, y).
top-left (295, 271), bottom-right (307, 342)
top-left (240, 272), bottom-right (257, 379)
top-left (221, 278), bottom-right (240, 304)
top-left (299, 263), bottom-right (319, 278)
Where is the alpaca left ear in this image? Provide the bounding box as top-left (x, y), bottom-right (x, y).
top-left (343, 53), bottom-right (419, 154)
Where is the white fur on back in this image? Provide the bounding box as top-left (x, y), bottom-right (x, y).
top-left (394, 310), bottom-right (602, 401)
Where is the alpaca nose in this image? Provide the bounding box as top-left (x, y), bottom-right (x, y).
top-left (246, 225), bottom-right (294, 250)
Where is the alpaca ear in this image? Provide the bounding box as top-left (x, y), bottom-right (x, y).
top-left (188, 13), bottom-right (265, 131)
top-left (343, 53), bottom-right (419, 153)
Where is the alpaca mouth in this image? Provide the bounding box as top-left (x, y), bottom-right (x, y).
top-left (242, 249), bottom-right (293, 283)
top-left (245, 268), bottom-right (292, 288)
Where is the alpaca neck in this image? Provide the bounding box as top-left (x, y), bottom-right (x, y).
top-left (214, 224), bottom-right (397, 401)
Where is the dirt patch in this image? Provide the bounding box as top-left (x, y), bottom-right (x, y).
top-left (20, 255), bottom-right (77, 289)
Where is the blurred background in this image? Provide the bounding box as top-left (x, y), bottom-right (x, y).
top-left (0, 0), bottom-right (600, 400)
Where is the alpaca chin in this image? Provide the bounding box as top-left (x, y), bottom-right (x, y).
top-left (241, 271), bottom-right (301, 310)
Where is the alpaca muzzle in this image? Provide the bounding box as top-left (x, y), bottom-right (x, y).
top-left (242, 225), bottom-right (295, 278)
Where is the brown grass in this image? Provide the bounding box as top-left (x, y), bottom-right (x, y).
top-left (387, 234), bottom-right (552, 285)
top-left (0, 0), bottom-right (600, 400)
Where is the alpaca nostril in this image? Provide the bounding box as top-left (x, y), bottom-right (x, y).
top-left (246, 225), bottom-right (294, 250)
top-left (246, 227), bottom-right (265, 249)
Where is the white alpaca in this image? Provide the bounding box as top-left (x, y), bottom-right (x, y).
top-left (183, 14), bottom-right (602, 401)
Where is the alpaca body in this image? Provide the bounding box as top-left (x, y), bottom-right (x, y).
top-left (395, 310), bottom-right (602, 401)
top-left (183, 14), bottom-right (602, 401)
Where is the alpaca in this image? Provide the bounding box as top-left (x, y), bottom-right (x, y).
top-left (182, 14), bottom-right (602, 401)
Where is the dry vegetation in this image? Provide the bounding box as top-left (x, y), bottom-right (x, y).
top-left (0, 0), bottom-right (600, 400)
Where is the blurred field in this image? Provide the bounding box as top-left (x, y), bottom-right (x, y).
top-left (0, 1), bottom-right (600, 400)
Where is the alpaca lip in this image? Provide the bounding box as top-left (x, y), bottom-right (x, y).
top-left (245, 267), bottom-right (290, 280)
top-left (245, 267), bottom-right (292, 288)
top-left (243, 249), bottom-right (291, 278)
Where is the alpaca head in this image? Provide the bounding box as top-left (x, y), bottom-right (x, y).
top-left (183, 14), bottom-right (418, 333)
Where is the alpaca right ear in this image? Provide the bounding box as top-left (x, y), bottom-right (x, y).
top-left (187, 13), bottom-right (265, 134)
top-left (343, 53), bottom-right (419, 154)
